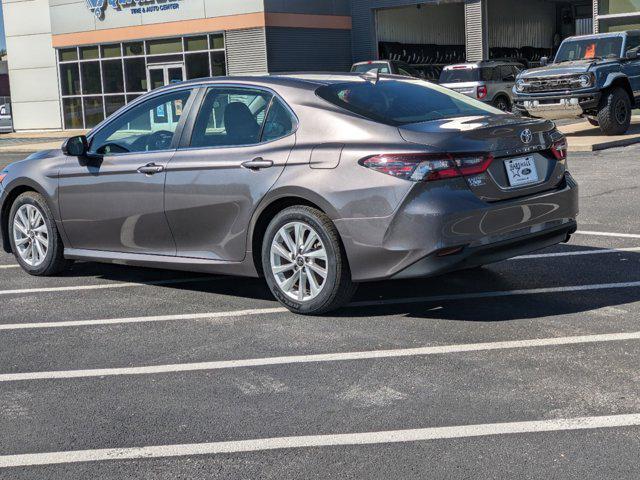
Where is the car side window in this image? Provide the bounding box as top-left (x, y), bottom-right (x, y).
top-left (500, 66), bottom-right (516, 82)
top-left (262, 98), bottom-right (296, 143)
top-left (89, 90), bottom-right (191, 156)
top-left (190, 87), bottom-right (273, 148)
top-left (626, 35), bottom-right (640, 56)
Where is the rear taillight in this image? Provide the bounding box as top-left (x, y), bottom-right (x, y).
top-left (550, 138), bottom-right (568, 161)
top-left (477, 85), bottom-right (488, 99)
top-left (359, 153), bottom-right (493, 182)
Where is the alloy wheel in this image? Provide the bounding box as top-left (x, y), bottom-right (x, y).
top-left (270, 221), bottom-right (328, 302)
top-left (615, 99), bottom-right (628, 125)
top-left (13, 204), bottom-right (49, 267)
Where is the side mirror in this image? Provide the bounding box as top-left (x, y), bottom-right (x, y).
top-left (540, 56), bottom-right (549, 67)
top-left (626, 50), bottom-right (639, 60)
top-left (61, 135), bottom-right (88, 157)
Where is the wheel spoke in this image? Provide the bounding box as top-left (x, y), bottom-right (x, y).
top-left (13, 219), bottom-right (28, 236)
top-left (280, 272), bottom-right (298, 293)
top-left (301, 231), bottom-right (318, 254)
top-left (297, 269), bottom-right (305, 301)
top-left (15, 236), bottom-right (29, 247)
top-left (16, 209), bottom-right (29, 230)
top-left (271, 243), bottom-right (291, 261)
top-left (272, 262), bottom-right (295, 274)
top-left (305, 248), bottom-right (327, 260)
top-left (306, 266), bottom-right (320, 296)
top-left (306, 262), bottom-right (327, 279)
top-left (279, 229), bottom-right (296, 255)
top-left (35, 234), bottom-right (48, 249)
top-left (34, 239), bottom-right (45, 261)
top-left (294, 223), bottom-right (304, 249)
top-left (33, 224), bottom-right (48, 234)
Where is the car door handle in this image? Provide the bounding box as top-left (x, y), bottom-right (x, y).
top-left (137, 163), bottom-right (165, 175)
top-left (241, 158), bottom-right (274, 170)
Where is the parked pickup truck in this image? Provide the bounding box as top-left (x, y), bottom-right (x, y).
top-left (513, 31), bottom-right (640, 135)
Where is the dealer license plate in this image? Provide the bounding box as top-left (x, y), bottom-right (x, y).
top-left (504, 156), bottom-right (539, 187)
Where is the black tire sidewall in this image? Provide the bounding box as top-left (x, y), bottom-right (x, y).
top-left (8, 193), bottom-right (61, 275)
top-left (493, 96), bottom-right (510, 111)
top-left (598, 88), bottom-right (631, 135)
top-left (261, 207), bottom-right (343, 314)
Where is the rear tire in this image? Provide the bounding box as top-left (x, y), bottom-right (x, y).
top-left (492, 95), bottom-right (510, 112)
top-left (8, 191), bottom-right (70, 276)
top-left (262, 206), bottom-right (357, 315)
top-left (597, 87), bottom-right (631, 136)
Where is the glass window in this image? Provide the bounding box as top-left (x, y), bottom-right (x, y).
top-left (316, 79), bottom-right (499, 127)
top-left (262, 98), bottom-right (296, 142)
top-left (626, 35), bottom-right (640, 55)
top-left (185, 36), bottom-right (208, 52)
top-left (63, 98), bottom-right (83, 129)
top-left (101, 44), bottom-right (121, 58)
top-left (351, 62), bottom-right (390, 74)
top-left (210, 33), bottom-right (224, 50)
top-left (60, 63), bottom-right (81, 96)
top-left (500, 65), bottom-right (516, 81)
top-left (190, 88), bottom-right (272, 148)
top-left (81, 62), bottom-right (102, 94)
top-left (211, 51), bottom-right (226, 76)
top-left (124, 42), bottom-right (144, 56)
top-left (186, 53), bottom-right (210, 79)
top-left (599, 0), bottom-right (640, 15)
top-left (146, 38), bottom-right (182, 55)
top-left (555, 37), bottom-right (624, 62)
top-left (102, 60), bottom-right (124, 93)
top-left (105, 96), bottom-right (126, 117)
top-left (90, 89), bottom-right (191, 155)
top-left (83, 96), bottom-right (104, 128)
top-left (59, 48), bottom-right (78, 62)
top-left (127, 94), bottom-right (142, 104)
top-left (439, 67), bottom-right (479, 83)
top-left (79, 46), bottom-right (99, 60)
top-left (149, 68), bottom-right (165, 90)
top-left (600, 19), bottom-right (640, 32)
top-left (125, 58), bottom-right (147, 92)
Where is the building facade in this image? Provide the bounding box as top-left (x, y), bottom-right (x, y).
top-left (2, 0), bottom-right (640, 131)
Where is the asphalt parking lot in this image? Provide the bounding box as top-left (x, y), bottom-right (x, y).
top-left (1, 146), bottom-right (640, 479)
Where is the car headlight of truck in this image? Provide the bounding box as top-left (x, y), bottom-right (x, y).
top-left (515, 79), bottom-right (526, 92)
top-left (578, 74), bottom-right (592, 88)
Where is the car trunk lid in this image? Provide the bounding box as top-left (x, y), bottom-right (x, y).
top-left (398, 115), bottom-right (567, 202)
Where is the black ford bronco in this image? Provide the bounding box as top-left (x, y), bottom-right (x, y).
top-left (513, 31), bottom-right (640, 135)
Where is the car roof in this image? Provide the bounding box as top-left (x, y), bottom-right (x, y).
top-left (443, 60), bottom-right (521, 70)
top-left (564, 30), bottom-right (640, 41)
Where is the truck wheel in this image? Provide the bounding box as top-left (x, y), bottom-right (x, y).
top-left (597, 87), bottom-right (632, 136)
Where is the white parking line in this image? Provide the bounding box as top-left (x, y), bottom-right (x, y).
top-left (0, 264), bottom-right (19, 269)
top-left (0, 307), bottom-right (288, 331)
top-left (1, 330), bottom-right (639, 383)
top-left (576, 230), bottom-right (640, 239)
top-left (0, 276), bottom-right (217, 296)
top-left (1, 413), bottom-right (639, 468)
top-left (512, 246), bottom-right (640, 260)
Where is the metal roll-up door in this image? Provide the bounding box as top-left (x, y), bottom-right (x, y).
top-left (465, 0), bottom-right (488, 62)
top-left (225, 28), bottom-right (268, 75)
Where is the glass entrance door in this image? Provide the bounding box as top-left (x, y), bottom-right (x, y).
top-left (147, 64), bottom-right (185, 91)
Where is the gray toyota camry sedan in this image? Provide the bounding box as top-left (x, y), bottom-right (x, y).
top-left (0, 73), bottom-right (578, 314)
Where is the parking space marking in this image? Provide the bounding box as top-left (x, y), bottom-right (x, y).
top-left (0, 276), bottom-right (217, 296)
top-left (1, 413), bottom-right (639, 468)
top-left (351, 280), bottom-right (640, 307)
top-left (0, 307), bottom-right (287, 330)
top-left (576, 230), bottom-right (640, 239)
top-left (1, 330), bottom-right (639, 383)
top-left (512, 246), bottom-right (640, 260)
top-left (0, 264), bottom-right (19, 269)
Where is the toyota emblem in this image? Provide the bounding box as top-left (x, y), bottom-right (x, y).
top-left (520, 129), bottom-right (533, 144)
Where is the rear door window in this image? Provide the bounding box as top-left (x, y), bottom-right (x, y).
top-left (316, 79), bottom-right (499, 126)
top-left (351, 63), bottom-right (391, 74)
top-left (439, 68), bottom-right (479, 83)
top-left (190, 87), bottom-right (272, 148)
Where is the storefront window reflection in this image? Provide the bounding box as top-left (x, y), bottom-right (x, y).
top-left (599, 0), bottom-right (640, 15)
top-left (58, 34), bottom-right (227, 129)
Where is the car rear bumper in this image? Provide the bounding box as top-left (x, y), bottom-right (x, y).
top-left (334, 173), bottom-right (579, 282)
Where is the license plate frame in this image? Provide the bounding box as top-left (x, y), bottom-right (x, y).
top-left (504, 156), bottom-right (539, 187)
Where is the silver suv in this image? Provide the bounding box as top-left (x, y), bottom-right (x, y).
top-left (439, 61), bottom-right (522, 111)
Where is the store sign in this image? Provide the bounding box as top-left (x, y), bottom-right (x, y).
top-left (85, 0), bottom-right (181, 20)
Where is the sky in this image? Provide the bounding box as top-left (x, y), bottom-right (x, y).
top-left (0, 3), bottom-right (5, 52)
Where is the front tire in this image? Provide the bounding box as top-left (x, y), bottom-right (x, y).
top-left (492, 95), bottom-right (510, 112)
top-left (597, 87), bottom-right (632, 136)
top-left (262, 206), bottom-right (356, 315)
top-left (8, 191), bottom-right (69, 276)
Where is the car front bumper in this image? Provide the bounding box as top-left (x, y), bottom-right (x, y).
top-left (334, 173), bottom-right (579, 282)
top-left (514, 92), bottom-right (601, 120)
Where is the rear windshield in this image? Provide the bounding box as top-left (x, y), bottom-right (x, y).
top-left (555, 37), bottom-right (623, 62)
top-left (439, 68), bottom-right (480, 83)
top-left (316, 79), bottom-right (499, 126)
top-left (351, 63), bottom-right (390, 74)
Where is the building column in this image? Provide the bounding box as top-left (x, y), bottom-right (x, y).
top-left (593, 0), bottom-right (599, 33)
top-left (464, 0), bottom-right (489, 62)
